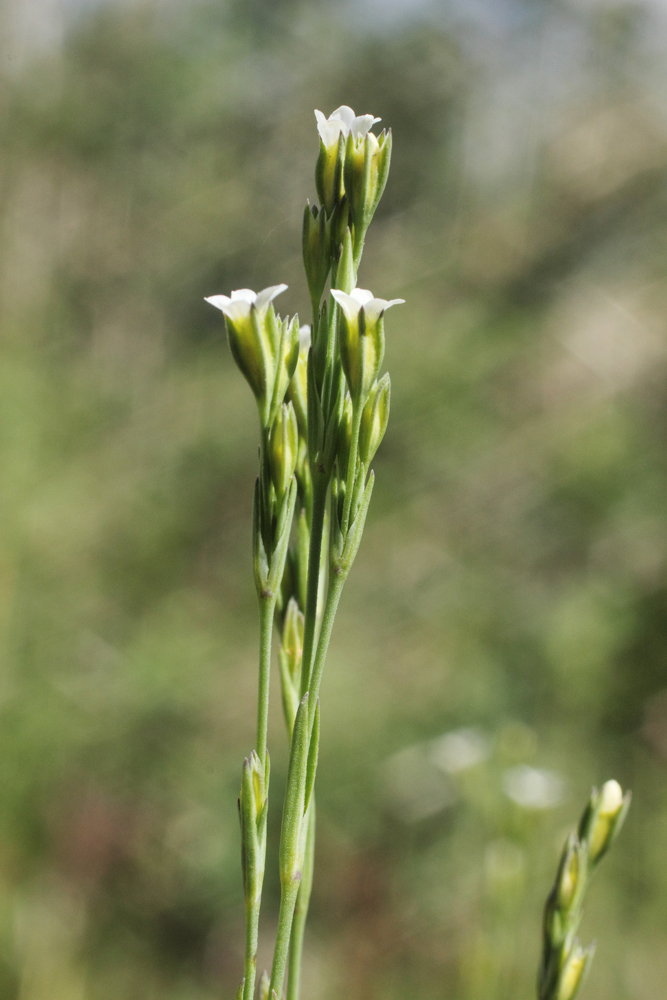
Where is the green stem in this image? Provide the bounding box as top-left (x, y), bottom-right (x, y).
top-left (242, 896), bottom-right (261, 1000)
top-left (300, 478), bottom-right (328, 697)
top-left (340, 405), bottom-right (362, 537)
top-left (287, 800), bottom-right (316, 1000)
top-left (270, 877), bottom-right (301, 999)
top-left (307, 570), bottom-right (345, 726)
top-left (256, 592), bottom-right (276, 766)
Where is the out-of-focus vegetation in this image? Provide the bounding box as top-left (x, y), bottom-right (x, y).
top-left (0, 1), bottom-right (666, 998)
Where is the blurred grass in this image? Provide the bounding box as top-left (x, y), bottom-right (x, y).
top-left (0, 1), bottom-right (667, 998)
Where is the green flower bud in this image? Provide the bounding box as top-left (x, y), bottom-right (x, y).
top-left (239, 750), bottom-right (269, 906)
top-left (282, 596), bottom-right (304, 677)
top-left (557, 944), bottom-right (594, 1000)
top-left (584, 780), bottom-right (631, 867)
top-left (331, 288), bottom-right (403, 407)
top-left (359, 373), bottom-right (390, 467)
top-left (344, 128), bottom-right (392, 242)
top-left (268, 314), bottom-right (300, 428)
top-left (303, 202), bottom-right (333, 307)
top-left (258, 971), bottom-right (270, 1000)
top-left (336, 393), bottom-right (353, 479)
top-left (287, 327), bottom-right (310, 437)
top-left (269, 402), bottom-right (299, 504)
top-left (555, 834), bottom-right (581, 914)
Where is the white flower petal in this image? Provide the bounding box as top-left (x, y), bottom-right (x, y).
top-left (348, 288), bottom-right (374, 306)
top-left (330, 105), bottom-right (356, 130)
top-left (351, 114), bottom-right (381, 140)
top-left (315, 109), bottom-right (345, 147)
top-left (204, 294), bottom-right (232, 312)
top-left (330, 288), bottom-right (360, 322)
top-left (230, 288), bottom-right (258, 304)
top-left (254, 283), bottom-right (288, 313)
top-left (361, 296), bottom-right (405, 324)
top-left (223, 299), bottom-right (252, 323)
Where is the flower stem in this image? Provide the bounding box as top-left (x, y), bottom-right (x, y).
top-left (307, 569), bottom-right (345, 726)
top-left (300, 477), bottom-right (328, 697)
top-left (270, 875), bottom-right (301, 1000)
top-left (340, 405), bottom-right (362, 537)
top-left (286, 798), bottom-right (316, 1000)
top-left (256, 592), bottom-right (276, 767)
top-left (242, 896), bottom-right (260, 1000)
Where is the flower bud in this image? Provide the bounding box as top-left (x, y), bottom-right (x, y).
top-left (303, 202), bottom-right (332, 307)
top-left (557, 943), bottom-right (594, 1000)
top-left (258, 971), bottom-right (270, 1000)
top-left (282, 597), bottom-right (304, 678)
top-left (336, 394), bottom-right (353, 479)
top-left (586, 779), bottom-right (630, 866)
top-left (556, 835), bottom-right (581, 913)
top-left (287, 327), bottom-right (310, 437)
top-left (331, 288), bottom-right (403, 407)
top-left (359, 373), bottom-right (390, 467)
top-left (269, 402), bottom-right (299, 504)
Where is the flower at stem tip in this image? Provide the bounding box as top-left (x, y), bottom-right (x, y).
top-left (314, 105), bottom-right (382, 215)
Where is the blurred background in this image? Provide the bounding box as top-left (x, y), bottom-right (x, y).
top-left (1, 0), bottom-right (666, 997)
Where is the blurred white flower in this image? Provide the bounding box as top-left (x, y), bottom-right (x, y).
top-left (331, 287), bottom-right (404, 325)
top-left (503, 765), bottom-right (565, 810)
top-left (430, 727), bottom-right (490, 775)
top-left (298, 324), bottom-right (311, 351)
top-left (314, 105), bottom-right (381, 148)
top-left (205, 284), bottom-right (287, 323)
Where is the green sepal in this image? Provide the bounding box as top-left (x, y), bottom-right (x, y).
top-left (303, 201), bottom-right (333, 310)
top-left (306, 350), bottom-right (325, 474)
top-left (335, 227), bottom-right (355, 296)
top-left (315, 132), bottom-right (345, 215)
top-left (268, 315), bottom-right (300, 429)
top-left (331, 472), bottom-right (375, 577)
top-left (279, 647), bottom-right (299, 739)
top-left (268, 476), bottom-right (298, 595)
top-left (359, 373), bottom-right (390, 467)
top-left (269, 402), bottom-right (299, 504)
top-left (252, 477), bottom-right (270, 597)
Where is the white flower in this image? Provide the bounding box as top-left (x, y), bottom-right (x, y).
top-left (205, 284), bottom-right (288, 324)
top-left (331, 287), bottom-right (404, 324)
top-left (314, 105), bottom-right (381, 148)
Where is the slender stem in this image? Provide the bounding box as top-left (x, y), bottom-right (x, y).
top-left (242, 895), bottom-right (261, 1000)
top-left (341, 405), bottom-right (362, 537)
top-left (270, 877), bottom-right (301, 999)
top-left (287, 800), bottom-right (316, 1000)
top-left (256, 592), bottom-right (276, 766)
top-left (307, 569), bottom-right (345, 726)
top-left (300, 478), bottom-right (328, 697)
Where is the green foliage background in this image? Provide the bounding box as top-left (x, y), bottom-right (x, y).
top-left (0, 1), bottom-right (666, 997)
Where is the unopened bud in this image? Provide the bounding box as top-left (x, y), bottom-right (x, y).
top-left (303, 203), bottom-right (333, 307)
top-left (557, 943), bottom-right (594, 1000)
top-left (287, 328), bottom-right (309, 437)
top-left (337, 394), bottom-right (353, 479)
top-left (359, 373), bottom-right (390, 466)
top-left (258, 971), bottom-right (270, 1000)
top-left (587, 779), bottom-right (630, 866)
top-left (282, 597), bottom-right (304, 676)
top-left (269, 402), bottom-right (299, 504)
